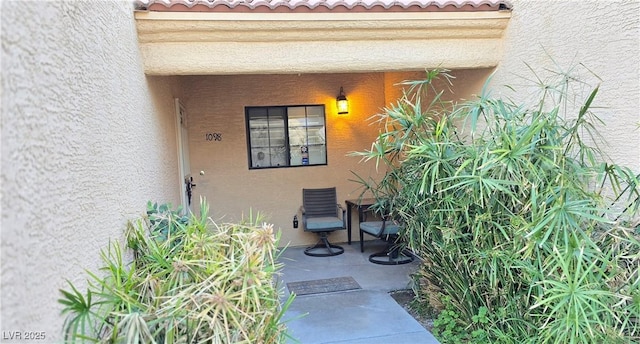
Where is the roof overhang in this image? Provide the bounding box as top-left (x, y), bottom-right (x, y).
top-left (134, 10), bottom-right (511, 75)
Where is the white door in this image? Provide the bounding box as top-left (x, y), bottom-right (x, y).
top-left (175, 98), bottom-right (193, 213)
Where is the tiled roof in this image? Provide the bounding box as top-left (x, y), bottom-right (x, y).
top-left (136, 0), bottom-right (512, 12)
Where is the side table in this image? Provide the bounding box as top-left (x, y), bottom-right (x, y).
top-left (344, 198), bottom-right (376, 245)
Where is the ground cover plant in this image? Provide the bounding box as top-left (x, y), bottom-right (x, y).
top-left (59, 200), bottom-right (294, 343)
top-left (353, 65), bottom-right (640, 343)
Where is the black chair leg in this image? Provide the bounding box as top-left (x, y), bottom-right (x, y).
top-left (368, 241), bottom-right (413, 265)
top-left (304, 232), bottom-right (344, 257)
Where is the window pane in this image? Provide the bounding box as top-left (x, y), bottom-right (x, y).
top-left (306, 106), bottom-right (325, 125)
top-left (287, 106), bottom-right (307, 124)
top-left (308, 144), bottom-right (327, 165)
top-left (288, 106), bottom-right (306, 166)
top-left (246, 105), bottom-right (326, 169)
top-left (303, 106), bottom-right (326, 165)
top-left (251, 148), bottom-right (268, 168)
top-left (269, 146), bottom-right (287, 167)
top-left (247, 107), bottom-right (287, 168)
top-left (287, 106), bottom-right (327, 166)
top-left (267, 110), bottom-right (286, 148)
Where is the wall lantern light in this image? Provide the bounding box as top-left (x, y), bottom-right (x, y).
top-left (336, 86), bottom-right (349, 115)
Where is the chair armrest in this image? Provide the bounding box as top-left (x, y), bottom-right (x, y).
top-left (336, 203), bottom-right (346, 228)
top-left (336, 203), bottom-right (345, 218)
top-left (361, 205), bottom-right (376, 222)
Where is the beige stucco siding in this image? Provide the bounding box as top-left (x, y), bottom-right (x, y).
top-left (135, 11), bottom-right (511, 75)
top-left (181, 69), bottom-right (492, 246)
top-left (490, 0), bottom-right (640, 171)
top-left (180, 73), bottom-right (385, 246)
top-left (1, 0), bottom-right (639, 340)
top-left (1, 1), bottom-right (180, 340)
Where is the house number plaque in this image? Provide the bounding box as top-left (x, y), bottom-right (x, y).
top-left (205, 133), bottom-right (222, 141)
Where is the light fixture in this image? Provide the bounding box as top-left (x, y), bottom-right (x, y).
top-left (336, 86), bottom-right (348, 115)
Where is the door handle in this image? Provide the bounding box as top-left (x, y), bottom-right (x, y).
top-left (185, 176), bottom-right (196, 206)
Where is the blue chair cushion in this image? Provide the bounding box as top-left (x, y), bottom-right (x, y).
top-left (305, 217), bottom-right (344, 231)
top-left (360, 221), bottom-right (400, 236)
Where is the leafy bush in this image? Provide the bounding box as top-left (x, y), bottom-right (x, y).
top-left (59, 200), bottom-right (294, 343)
top-left (353, 67), bottom-right (640, 343)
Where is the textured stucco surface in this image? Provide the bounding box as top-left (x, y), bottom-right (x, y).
top-left (489, 0), bottom-right (640, 172)
top-left (182, 73), bottom-right (386, 247)
top-left (1, 1), bottom-right (180, 340)
top-left (1, 0), bottom-right (638, 340)
top-left (181, 69), bottom-right (491, 246)
top-left (175, 0), bottom-right (640, 247)
top-left (135, 11), bottom-right (511, 75)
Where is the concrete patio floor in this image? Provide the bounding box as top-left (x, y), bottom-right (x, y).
top-left (277, 240), bottom-right (440, 344)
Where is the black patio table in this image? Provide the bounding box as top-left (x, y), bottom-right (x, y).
top-left (344, 198), bottom-right (376, 245)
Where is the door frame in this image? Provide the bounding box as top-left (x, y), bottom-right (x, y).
top-left (175, 98), bottom-right (191, 213)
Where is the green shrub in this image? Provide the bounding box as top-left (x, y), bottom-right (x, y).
top-left (59, 200), bottom-right (294, 343)
top-left (353, 67), bottom-right (640, 343)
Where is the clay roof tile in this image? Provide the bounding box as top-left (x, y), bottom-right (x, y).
top-left (135, 0), bottom-right (512, 12)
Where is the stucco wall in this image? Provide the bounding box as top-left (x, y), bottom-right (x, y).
top-left (181, 69), bottom-right (490, 247)
top-left (1, 1), bottom-right (180, 341)
top-left (135, 11), bottom-right (510, 75)
top-left (180, 73), bottom-right (382, 247)
top-left (2, 0), bottom-right (637, 339)
top-left (490, 0), bottom-right (640, 172)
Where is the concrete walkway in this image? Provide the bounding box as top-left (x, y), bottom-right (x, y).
top-left (277, 241), bottom-right (440, 344)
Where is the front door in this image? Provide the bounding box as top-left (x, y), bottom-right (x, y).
top-left (175, 98), bottom-right (194, 213)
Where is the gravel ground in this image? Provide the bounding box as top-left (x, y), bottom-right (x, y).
top-left (389, 289), bottom-right (435, 332)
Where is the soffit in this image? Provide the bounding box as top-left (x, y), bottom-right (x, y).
top-left (134, 0), bottom-right (512, 75)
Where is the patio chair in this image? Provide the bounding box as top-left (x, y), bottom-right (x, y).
top-left (300, 187), bottom-right (346, 257)
top-left (359, 209), bottom-right (413, 265)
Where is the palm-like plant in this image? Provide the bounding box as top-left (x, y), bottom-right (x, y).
top-left (352, 66), bottom-right (639, 343)
top-left (59, 200), bottom-right (294, 343)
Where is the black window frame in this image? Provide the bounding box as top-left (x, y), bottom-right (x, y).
top-left (245, 104), bottom-right (328, 170)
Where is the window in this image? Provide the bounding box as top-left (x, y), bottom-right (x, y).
top-left (246, 105), bottom-right (327, 169)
